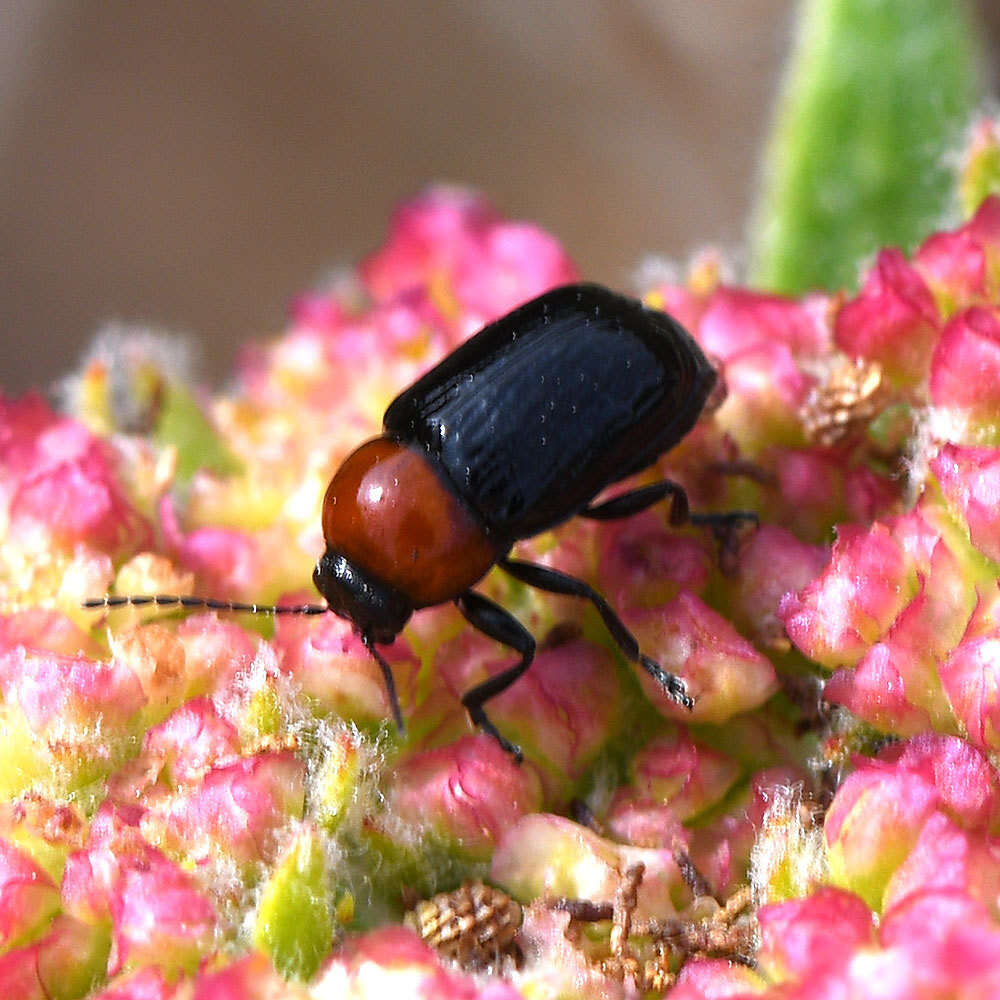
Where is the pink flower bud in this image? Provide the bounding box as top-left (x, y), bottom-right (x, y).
top-left (601, 794), bottom-right (688, 850)
top-left (107, 698), bottom-right (240, 806)
top-left (0, 646), bottom-right (146, 794)
top-left (174, 615), bottom-right (262, 697)
top-left (627, 729), bottom-right (743, 823)
top-left (89, 965), bottom-right (180, 1000)
top-left (929, 306), bottom-right (1000, 443)
top-left (317, 925), bottom-right (524, 1000)
top-left (932, 443), bottom-right (1000, 563)
top-left (824, 537), bottom-right (974, 736)
top-left (877, 889), bottom-right (1000, 997)
top-left (60, 804), bottom-right (215, 978)
top-left (939, 628), bottom-right (1000, 753)
top-left (825, 735), bottom-right (1000, 911)
top-left (627, 592), bottom-right (779, 724)
top-left (727, 525), bottom-right (829, 646)
top-left (491, 813), bottom-right (684, 923)
top-left (145, 698), bottom-right (240, 783)
top-left (780, 514), bottom-right (937, 669)
top-left (144, 750), bottom-right (306, 869)
top-left (0, 912), bottom-right (111, 1000)
top-left (668, 958), bottom-right (766, 1000)
top-left (882, 810), bottom-right (1000, 914)
top-left (273, 611), bottom-right (419, 726)
top-left (389, 735), bottom-right (542, 857)
top-left (360, 187), bottom-right (576, 326)
top-left (756, 887), bottom-right (874, 982)
top-left (428, 633), bottom-right (623, 790)
top-left (111, 853), bottom-right (216, 976)
top-left (158, 495), bottom-right (271, 599)
top-left (0, 837), bottom-right (61, 950)
top-left (889, 732), bottom-right (1000, 827)
top-left (915, 195), bottom-right (1000, 310)
top-left (642, 265), bottom-right (713, 334)
top-left (824, 644), bottom-right (937, 737)
top-left (598, 510), bottom-right (712, 613)
top-left (452, 221), bottom-right (578, 320)
top-left (191, 952), bottom-right (311, 999)
top-left (844, 463), bottom-right (902, 525)
top-left (0, 608), bottom-right (102, 658)
top-left (0, 393), bottom-right (151, 559)
top-left (773, 449), bottom-right (846, 540)
top-left (361, 188), bottom-right (501, 300)
top-left (835, 248), bottom-right (940, 385)
top-left (696, 286), bottom-right (831, 361)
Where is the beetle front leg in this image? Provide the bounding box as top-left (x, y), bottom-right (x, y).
top-left (362, 633), bottom-right (406, 734)
top-left (499, 557), bottom-right (692, 709)
top-left (455, 590), bottom-right (536, 762)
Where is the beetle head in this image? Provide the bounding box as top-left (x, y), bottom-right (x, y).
top-left (312, 547), bottom-right (413, 643)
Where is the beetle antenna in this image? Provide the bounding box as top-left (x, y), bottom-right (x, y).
top-left (82, 595), bottom-right (329, 615)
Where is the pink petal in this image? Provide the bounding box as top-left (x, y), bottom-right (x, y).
top-left (932, 443), bottom-right (1000, 563)
top-left (389, 735), bottom-right (542, 856)
top-left (929, 306), bottom-right (1000, 436)
top-left (835, 247), bottom-right (940, 385)
top-left (756, 887), bottom-right (874, 981)
top-left (628, 591), bottom-right (779, 724)
top-left (696, 286), bottom-right (831, 361)
top-left (0, 837), bottom-right (60, 949)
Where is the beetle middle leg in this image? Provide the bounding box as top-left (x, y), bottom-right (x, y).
top-left (455, 590), bottom-right (536, 762)
top-left (499, 558), bottom-right (692, 709)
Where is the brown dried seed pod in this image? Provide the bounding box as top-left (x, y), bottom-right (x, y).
top-left (404, 881), bottom-right (522, 970)
top-left (801, 358), bottom-right (887, 446)
top-left (609, 862), bottom-right (644, 960)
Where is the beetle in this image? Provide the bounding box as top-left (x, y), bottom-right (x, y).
top-left (87, 283), bottom-right (748, 760)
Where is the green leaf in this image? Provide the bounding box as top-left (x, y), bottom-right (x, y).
top-left (155, 381), bottom-right (241, 486)
top-left (750, 0), bottom-right (980, 295)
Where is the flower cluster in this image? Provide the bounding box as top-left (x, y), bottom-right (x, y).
top-left (2, 156), bottom-right (1000, 997)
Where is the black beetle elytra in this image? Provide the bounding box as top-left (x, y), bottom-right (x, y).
top-left (87, 284), bottom-right (749, 760)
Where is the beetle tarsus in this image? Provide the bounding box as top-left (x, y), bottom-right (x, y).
top-left (640, 654), bottom-right (693, 709)
top-left (690, 511), bottom-right (759, 575)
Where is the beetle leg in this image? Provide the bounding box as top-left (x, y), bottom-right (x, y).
top-left (454, 591), bottom-right (536, 762)
top-left (689, 511), bottom-right (759, 574)
top-left (499, 558), bottom-right (692, 709)
top-left (362, 632), bottom-right (406, 735)
top-left (582, 480), bottom-right (689, 525)
top-left (689, 511), bottom-right (760, 531)
top-left (584, 484), bottom-right (758, 574)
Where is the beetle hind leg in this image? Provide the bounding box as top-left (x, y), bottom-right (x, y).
top-left (499, 557), bottom-right (692, 709)
top-left (582, 479), bottom-right (690, 525)
top-left (455, 591), bottom-right (536, 762)
top-left (689, 511), bottom-right (759, 574)
top-left (583, 481), bottom-right (758, 573)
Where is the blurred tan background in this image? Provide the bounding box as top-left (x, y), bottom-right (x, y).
top-left (3, 1), bottom-right (998, 394)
